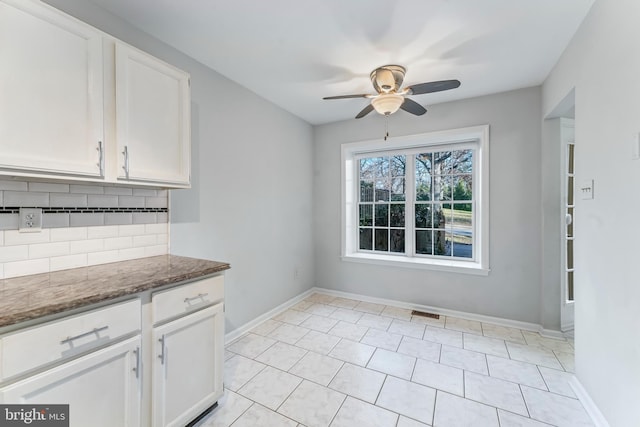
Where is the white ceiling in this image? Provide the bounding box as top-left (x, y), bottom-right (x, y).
top-left (89, 0), bottom-right (594, 125)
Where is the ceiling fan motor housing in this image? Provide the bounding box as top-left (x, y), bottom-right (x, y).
top-left (371, 65), bottom-right (406, 93)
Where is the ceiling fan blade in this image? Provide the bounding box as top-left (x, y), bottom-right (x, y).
top-left (355, 104), bottom-right (375, 119)
top-left (400, 98), bottom-right (427, 116)
top-left (323, 94), bottom-right (371, 100)
top-left (406, 79), bottom-right (461, 95)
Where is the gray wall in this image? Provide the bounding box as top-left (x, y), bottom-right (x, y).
top-left (543, 0), bottom-right (640, 424)
top-left (44, 0), bottom-right (316, 333)
top-left (313, 87), bottom-right (547, 325)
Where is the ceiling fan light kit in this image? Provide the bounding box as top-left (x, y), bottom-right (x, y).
top-left (323, 64), bottom-right (461, 119)
top-left (372, 93), bottom-right (404, 115)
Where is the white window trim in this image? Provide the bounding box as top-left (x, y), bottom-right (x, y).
top-left (341, 125), bottom-right (490, 275)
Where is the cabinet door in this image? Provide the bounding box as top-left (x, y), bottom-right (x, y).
top-left (0, 0), bottom-right (104, 177)
top-left (0, 336), bottom-right (141, 427)
top-left (152, 303), bottom-right (224, 427)
top-left (116, 43), bottom-right (191, 186)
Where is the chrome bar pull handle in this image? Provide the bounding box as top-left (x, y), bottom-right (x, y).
top-left (184, 293), bottom-right (209, 303)
top-left (122, 146), bottom-right (130, 179)
top-left (133, 346), bottom-right (140, 378)
top-left (158, 335), bottom-right (166, 365)
top-left (97, 141), bottom-right (104, 176)
top-left (60, 326), bottom-right (109, 345)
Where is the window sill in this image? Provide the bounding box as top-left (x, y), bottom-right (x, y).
top-left (341, 253), bottom-right (490, 276)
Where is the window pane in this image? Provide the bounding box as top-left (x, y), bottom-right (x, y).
top-left (451, 149), bottom-right (473, 174)
top-left (433, 175), bottom-right (452, 201)
top-left (359, 158), bottom-right (375, 181)
top-left (375, 204), bottom-right (389, 227)
top-left (375, 179), bottom-right (390, 201)
top-left (452, 175), bottom-right (472, 201)
top-left (433, 152), bottom-right (452, 175)
top-left (373, 157), bottom-right (389, 178)
top-left (391, 178), bottom-right (405, 201)
top-left (359, 228), bottom-right (372, 250)
top-left (359, 204), bottom-right (373, 226)
top-left (568, 176), bottom-right (574, 205)
top-left (435, 232), bottom-right (451, 256)
top-left (432, 203), bottom-right (452, 230)
top-left (390, 229), bottom-right (405, 253)
top-left (452, 233), bottom-right (472, 258)
top-left (391, 155), bottom-right (406, 177)
top-left (452, 203), bottom-right (472, 229)
top-left (390, 204), bottom-right (405, 227)
top-left (416, 230), bottom-right (433, 255)
top-left (375, 229), bottom-right (388, 251)
top-left (360, 180), bottom-right (373, 202)
top-left (415, 204), bottom-right (431, 228)
top-left (416, 154), bottom-right (432, 201)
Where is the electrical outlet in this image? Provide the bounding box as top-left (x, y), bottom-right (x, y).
top-left (19, 208), bottom-right (43, 232)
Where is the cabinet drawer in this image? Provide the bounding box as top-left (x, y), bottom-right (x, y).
top-left (1, 298), bottom-right (140, 381)
top-left (152, 276), bottom-right (224, 324)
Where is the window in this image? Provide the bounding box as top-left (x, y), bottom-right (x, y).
top-left (342, 126), bottom-right (489, 275)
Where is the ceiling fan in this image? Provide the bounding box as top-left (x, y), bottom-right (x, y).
top-left (323, 65), bottom-right (461, 119)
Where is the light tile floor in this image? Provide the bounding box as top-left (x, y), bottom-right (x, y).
top-left (196, 293), bottom-right (591, 427)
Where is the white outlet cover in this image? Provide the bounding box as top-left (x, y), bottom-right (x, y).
top-left (19, 208), bottom-right (43, 233)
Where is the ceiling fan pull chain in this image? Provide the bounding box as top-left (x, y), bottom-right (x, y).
top-left (384, 114), bottom-right (389, 141)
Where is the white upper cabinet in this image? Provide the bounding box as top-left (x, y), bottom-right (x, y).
top-left (115, 44), bottom-right (191, 186)
top-left (0, 0), bottom-right (191, 188)
top-left (0, 0), bottom-right (104, 178)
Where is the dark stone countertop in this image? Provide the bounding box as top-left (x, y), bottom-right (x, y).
top-left (0, 255), bottom-right (230, 328)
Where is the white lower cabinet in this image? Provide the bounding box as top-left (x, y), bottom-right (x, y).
top-left (152, 303), bottom-right (224, 427)
top-left (0, 336), bottom-right (141, 427)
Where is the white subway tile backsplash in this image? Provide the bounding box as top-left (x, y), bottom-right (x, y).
top-left (70, 239), bottom-right (104, 254)
top-left (104, 186), bottom-right (133, 196)
top-left (29, 242), bottom-right (70, 259)
top-left (0, 215), bottom-right (19, 230)
top-left (28, 182), bottom-right (69, 193)
top-left (132, 188), bottom-right (157, 197)
top-left (144, 245), bottom-right (168, 257)
top-left (0, 180), bottom-right (28, 191)
top-left (50, 193), bottom-right (88, 207)
top-left (0, 245), bottom-right (28, 263)
top-left (4, 258), bottom-right (49, 278)
top-left (133, 212), bottom-right (157, 224)
top-left (118, 247), bottom-right (145, 261)
top-left (42, 213), bottom-right (70, 228)
top-left (133, 235), bottom-right (157, 247)
top-left (87, 250), bottom-right (119, 266)
top-left (50, 254), bottom-right (87, 272)
top-left (5, 230), bottom-right (50, 246)
top-left (51, 227), bottom-right (88, 242)
top-left (119, 224), bottom-right (145, 237)
top-left (145, 223), bottom-right (167, 235)
top-left (87, 195), bottom-right (119, 208)
top-left (104, 213), bottom-right (132, 226)
top-left (69, 184), bottom-right (105, 194)
top-left (0, 178), bottom-right (169, 279)
top-left (145, 197), bottom-right (167, 208)
top-left (87, 226), bottom-right (119, 239)
top-left (70, 213), bottom-right (104, 227)
top-left (4, 191), bottom-right (49, 207)
top-left (118, 196), bottom-right (145, 208)
top-left (103, 236), bottom-right (133, 251)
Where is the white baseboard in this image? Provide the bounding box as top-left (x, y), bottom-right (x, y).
top-left (225, 286), bottom-right (565, 344)
top-left (225, 288), bottom-right (315, 344)
top-left (570, 377), bottom-right (610, 427)
top-left (311, 286), bottom-right (556, 335)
